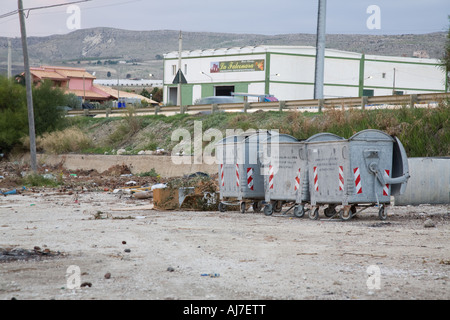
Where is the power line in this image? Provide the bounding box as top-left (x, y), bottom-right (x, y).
top-left (0, 0), bottom-right (92, 20)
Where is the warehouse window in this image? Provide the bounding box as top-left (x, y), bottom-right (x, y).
top-left (172, 65), bottom-right (177, 76)
top-left (184, 64), bottom-right (188, 76)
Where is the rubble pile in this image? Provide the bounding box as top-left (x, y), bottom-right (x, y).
top-left (0, 161), bottom-right (220, 211)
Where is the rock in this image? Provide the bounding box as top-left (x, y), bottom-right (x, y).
top-left (167, 267), bottom-right (175, 272)
top-left (104, 272), bottom-right (111, 279)
top-left (124, 248), bottom-right (131, 253)
top-left (424, 219), bottom-right (435, 228)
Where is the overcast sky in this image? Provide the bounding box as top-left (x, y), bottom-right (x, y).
top-left (1, 0), bottom-right (449, 38)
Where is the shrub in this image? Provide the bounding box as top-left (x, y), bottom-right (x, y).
top-left (35, 127), bottom-right (93, 154)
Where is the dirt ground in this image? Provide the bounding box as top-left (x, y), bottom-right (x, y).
top-left (0, 184), bottom-right (449, 301)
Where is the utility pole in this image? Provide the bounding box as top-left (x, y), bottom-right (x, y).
top-left (7, 39), bottom-right (12, 78)
top-left (392, 67), bottom-right (396, 95)
top-left (177, 30), bottom-right (182, 107)
top-left (314, 0), bottom-right (327, 100)
top-left (18, 0), bottom-right (37, 172)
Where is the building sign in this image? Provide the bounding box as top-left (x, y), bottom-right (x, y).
top-left (210, 60), bottom-right (265, 73)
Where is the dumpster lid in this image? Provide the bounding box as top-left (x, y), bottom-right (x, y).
top-left (216, 135), bottom-right (246, 146)
top-left (244, 130), bottom-right (276, 143)
top-left (349, 129), bottom-right (394, 142)
top-left (306, 132), bottom-right (344, 142)
top-left (261, 133), bottom-right (299, 143)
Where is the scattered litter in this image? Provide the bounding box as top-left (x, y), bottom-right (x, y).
top-left (1, 187), bottom-right (26, 196)
top-left (42, 174), bottom-right (55, 180)
top-left (201, 273), bottom-right (220, 278)
top-left (133, 191), bottom-right (153, 199)
top-left (151, 183), bottom-right (167, 190)
top-left (125, 180), bottom-right (137, 185)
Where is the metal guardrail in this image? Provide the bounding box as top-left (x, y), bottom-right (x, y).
top-left (67, 92), bottom-right (450, 117)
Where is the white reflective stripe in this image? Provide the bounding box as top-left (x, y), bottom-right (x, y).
top-left (383, 169), bottom-right (390, 196)
top-left (313, 167), bottom-right (319, 192)
top-left (353, 167), bottom-right (362, 194)
top-left (247, 167), bottom-right (254, 190)
top-left (339, 166), bottom-right (344, 191)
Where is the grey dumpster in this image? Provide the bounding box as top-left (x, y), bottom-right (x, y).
top-left (307, 129), bottom-right (410, 220)
top-left (236, 131), bottom-right (274, 213)
top-left (216, 135), bottom-right (245, 212)
top-left (259, 133), bottom-right (310, 217)
top-left (216, 131), bottom-right (274, 213)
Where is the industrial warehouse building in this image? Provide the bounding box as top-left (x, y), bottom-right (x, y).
top-left (163, 45), bottom-right (447, 105)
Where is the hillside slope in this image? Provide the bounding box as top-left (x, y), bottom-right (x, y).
top-left (1, 28), bottom-right (446, 79)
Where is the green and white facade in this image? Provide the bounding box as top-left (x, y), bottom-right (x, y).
top-left (163, 45), bottom-right (446, 105)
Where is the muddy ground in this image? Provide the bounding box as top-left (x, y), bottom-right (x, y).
top-left (0, 161), bottom-right (449, 301)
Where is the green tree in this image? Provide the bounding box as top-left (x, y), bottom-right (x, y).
top-left (140, 88), bottom-right (151, 98)
top-left (65, 93), bottom-right (82, 109)
top-left (151, 87), bottom-right (163, 102)
top-left (32, 80), bottom-right (68, 135)
top-left (0, 76), bottom-right (27, 154)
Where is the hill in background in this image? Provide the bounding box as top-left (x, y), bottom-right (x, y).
top-left (0, 27), bottom-right (446, 80)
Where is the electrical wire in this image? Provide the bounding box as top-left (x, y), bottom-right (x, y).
top-left (0, 0), bottom-right (92, 20)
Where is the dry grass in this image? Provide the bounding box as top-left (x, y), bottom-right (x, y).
top-left (34, 127), bottom-right (93, 154)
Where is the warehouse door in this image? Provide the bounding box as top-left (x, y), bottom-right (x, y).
top-left (215, 86), bottom-right (235, 96)
top-left (169, 87), bottom-right (177, 105)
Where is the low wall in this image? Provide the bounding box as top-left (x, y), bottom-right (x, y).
top-left (36, 154), bottom-right (217, 178)
top-left (394, 157), bottom-right (450, 205)
top-left (29, 155), bottom-right (450, 205)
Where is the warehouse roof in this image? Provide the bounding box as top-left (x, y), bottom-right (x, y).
top-left (164, 45), bottom-right (439, 64)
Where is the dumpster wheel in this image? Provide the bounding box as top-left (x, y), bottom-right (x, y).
top-left (273, 201), bottom-right (283, 213)
top-left (240, 202), bottom-right (247, 214)
top-left (309, 207), bottom-right (319, 220)
top-left (294, 205), bottom-right (305, 218)
top-left (252, 201), bottom-right (263, 213)
top-left (378, 205), bottom-right (387, 220)
top-left (264, 203), bottom-right (273, 216)
top-left (218, 202), bottom-right (226, 212)
top-left (324, 205), bottom-right (337, 218)
top-left (339, 206), bottom-right (353, 221)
